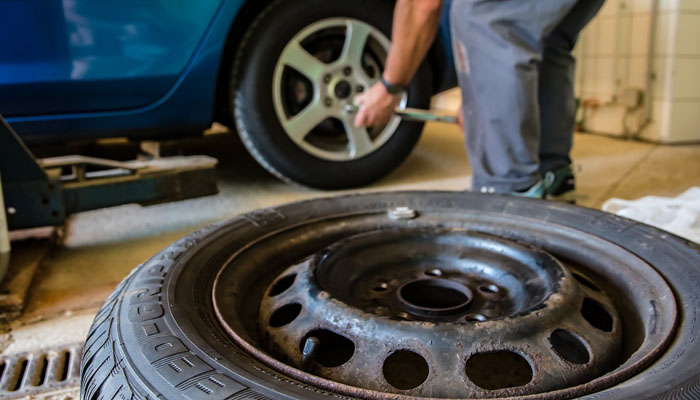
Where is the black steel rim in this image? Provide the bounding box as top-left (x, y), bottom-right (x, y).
top-left (210, 196), bottom-right (677, 399)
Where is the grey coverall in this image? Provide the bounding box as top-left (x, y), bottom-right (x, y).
top-left (450, 0), bottom-right (605, 193)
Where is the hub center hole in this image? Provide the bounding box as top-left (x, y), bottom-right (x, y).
top-left (398, 279), bottom-right (472, 316)
top-left (334, 80), bottom-right (352, 99)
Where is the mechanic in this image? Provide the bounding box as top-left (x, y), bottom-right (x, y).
top-left (354, 0), bottom-right (605, 200)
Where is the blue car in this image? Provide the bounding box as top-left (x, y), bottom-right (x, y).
top-left (1, 0), bottom-right (456, 189)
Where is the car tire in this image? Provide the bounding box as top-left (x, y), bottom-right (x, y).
top-left (230, 0), bottom-right (432, 189)
top-left (80, 192), bottom-right (700, 400)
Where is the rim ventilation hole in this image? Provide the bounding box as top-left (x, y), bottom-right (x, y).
top-left (479, 284), bottom-right (499, 294)
top-left (549, 329), bottom-right (590, 364)
top-left (269, 303), bottom-right (302, 328)
top-left (301, 330), bottom-right (355, 368)
top-left (581, 298), bottom-right (613, 332)
top-left (573, 273), bottom-right (601, 292)
top-left (383, 350), bottom-right (429, 390)
top-left (268, 274), bottom-right (297, 297)
top-left (466, 351), bottom-right (533, 390)
top-left (373, 283), bottom-right (389, 292)
top-left (425, 269), bottom-right (442, 277)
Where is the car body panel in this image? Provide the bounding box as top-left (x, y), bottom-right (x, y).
top-left (0, 0), bottom-right (456, 142)
top-left (0, 0), bottom-right (229, 115)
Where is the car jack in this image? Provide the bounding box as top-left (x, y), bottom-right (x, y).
top-left (0, 115), bottom-right (218, 235)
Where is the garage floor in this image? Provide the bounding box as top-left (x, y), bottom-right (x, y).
top-left (1, 116), bottom-right (699, 398)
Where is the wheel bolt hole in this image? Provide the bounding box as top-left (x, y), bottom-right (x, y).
top-left (269, 303), bottom-right (302, 328)
top-left (465, 351), bottom-right (533, 390)
top-left (425, 269), bottom-right (442, 277)
top-left (397, 312), bottom-right (410, 321)
top-left (383, 350), bottom-right (429, 390)
top-left (581, 298), bottom-right (614, 332)
top-left (549, 329), bottom-right (590, 365)
top-left (478, 284), bottom-right (499, 294)
top-left (373, 283), bottom-right (389, 292)
top-left (268, 273), bottom-right (296, 297)
top-left (465, 313), bottom-right (487, 322)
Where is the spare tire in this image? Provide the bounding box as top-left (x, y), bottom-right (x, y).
top-left (80, 192), bottom-right (700, 400)
top-left (231, 0), bottom-right (432, 189)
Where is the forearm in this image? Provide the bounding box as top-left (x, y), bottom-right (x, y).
top-left (383, 0), bottom-right (443, 86)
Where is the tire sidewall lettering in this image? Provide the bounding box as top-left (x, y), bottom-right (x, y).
top-left (124, 238), bottom-right (249, 399)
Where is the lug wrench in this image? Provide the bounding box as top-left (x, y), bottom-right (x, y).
top-left (344, 104), bottom-right (458, 124)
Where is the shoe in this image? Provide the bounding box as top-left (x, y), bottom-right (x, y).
top-left (545, 165), bottom-right (576, 203)
top-left (509, 173), bottom-right (555, 199)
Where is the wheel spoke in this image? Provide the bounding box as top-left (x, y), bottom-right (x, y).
top-left (343, 120), bottom-right (374, 158)
top-left (340, 20), bottom-right (371, 67)
top-left (279, 40), bottom-right (326, 82)
top-left (281, 100), bottom-right (327, 142)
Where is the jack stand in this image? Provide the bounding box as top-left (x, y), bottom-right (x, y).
top-left (0, 114), bottom-right (220, 319)
top-left (1, 115), bottom-right (219, 231)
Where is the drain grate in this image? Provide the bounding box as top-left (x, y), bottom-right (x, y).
top-left (0, 343), bottom-right (82, 399)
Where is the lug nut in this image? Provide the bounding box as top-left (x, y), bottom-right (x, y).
top-left (356, 85), bottom-right (364, 93)
top-left (324, 97), bottom-right (333, 107)
top-left (324, 74), bottom-right (332, 83)
top-left (343, 66), bottom-right (352, 76)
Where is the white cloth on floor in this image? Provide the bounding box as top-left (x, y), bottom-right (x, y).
top-left (602, 187), bottom-right (700, 244)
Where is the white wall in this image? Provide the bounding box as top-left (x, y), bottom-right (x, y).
top-left (575, 0), bottom-right (700, 143)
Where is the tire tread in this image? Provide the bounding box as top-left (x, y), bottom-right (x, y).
top-left (80, 269), bottom-right (140, 400)
top-left (230, 0), bottom-right (299, 187)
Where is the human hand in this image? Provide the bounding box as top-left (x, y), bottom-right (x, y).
top-left (353, 82), bottom-right (401, 128)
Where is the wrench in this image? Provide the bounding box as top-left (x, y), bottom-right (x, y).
top-left (344, 104), bottom-right (458, 124)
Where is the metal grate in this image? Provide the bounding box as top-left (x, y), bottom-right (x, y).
top-left (0, 343), bottom-right (82, 399)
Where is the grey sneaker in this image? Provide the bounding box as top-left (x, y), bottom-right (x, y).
top-left (545, 165), bottom-right (576, 203)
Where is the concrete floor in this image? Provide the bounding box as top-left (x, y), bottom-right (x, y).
top-left (1, 116), bottom-right (699, 396)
